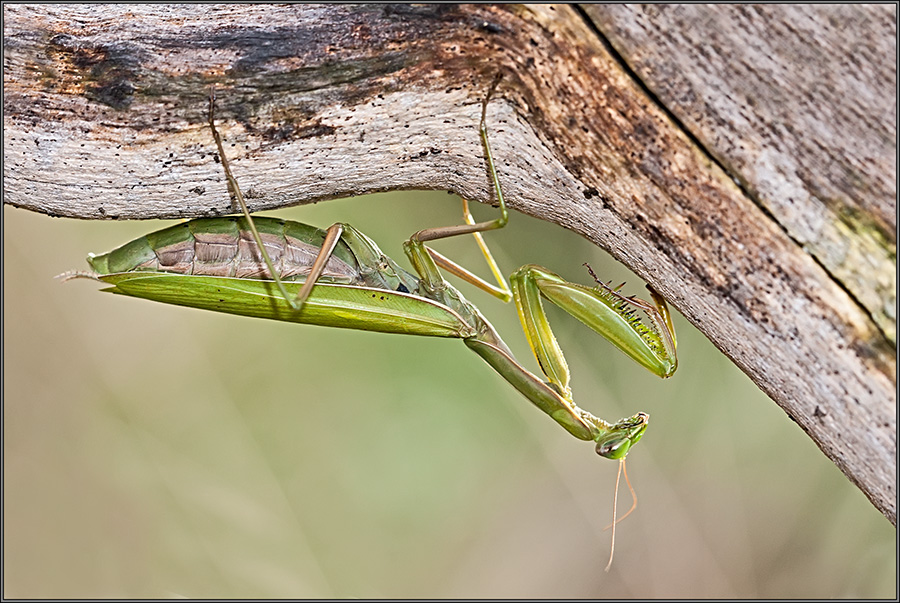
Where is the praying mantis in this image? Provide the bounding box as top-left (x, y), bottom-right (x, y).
top-left (62, 77), bottom-right (678, 568)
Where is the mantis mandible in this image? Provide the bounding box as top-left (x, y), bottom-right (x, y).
top-left (62, 77), bottom-right (678, 569)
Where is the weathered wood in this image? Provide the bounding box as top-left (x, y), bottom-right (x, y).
top-left (4, 4), bottom-right (895, 524)
top-left (584, 3), bottom-right (897, 346)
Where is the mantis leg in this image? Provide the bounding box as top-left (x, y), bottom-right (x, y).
top-left (292, 223), bottom-right (344, 307)
top-left (425, 199), bottom-right (511, 302)
top-left (293, 222), bottom-right (424, 308)
top-left (462, 262), bottom-right (671, 457)
top-left (471, 263), bottom-right (678, 457)
top-left (409, 75), bottom-right (511, 301)
top-left (208, 88), bottom-right (420, 311)
top-left (511, 264), bottom-right (677, 381)
top-left (208, 88), bottom-right (300, 310)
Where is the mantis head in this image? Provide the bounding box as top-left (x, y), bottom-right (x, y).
top-left (594, 412), bottom-right (649, 459)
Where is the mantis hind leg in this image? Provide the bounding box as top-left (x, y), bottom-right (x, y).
top-left (283, 221), bottom-right (423, 307)
top-left (208, 90), bottom-right (415, 311)
top-left (208, 87), bottom-right (301, 309)
top-left (292, 223), bottom-right (344, 307)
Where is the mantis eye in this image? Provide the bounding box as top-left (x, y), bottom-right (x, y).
top-left (594, 412), bottom-right (649, 459)
top-left (595, 436), bottom-right (631, 459)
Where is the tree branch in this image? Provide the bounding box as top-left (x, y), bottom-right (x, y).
top-left (4, 4), bottom-right (895, 523)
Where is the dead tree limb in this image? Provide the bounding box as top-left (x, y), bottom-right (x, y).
top-left (4, 4), bottom-right (895, 523)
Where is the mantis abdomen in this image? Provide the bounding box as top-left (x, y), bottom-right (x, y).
top-left (87, 216), bottom-right (362, 284)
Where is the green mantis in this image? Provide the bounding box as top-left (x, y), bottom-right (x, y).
top-left (63, 78), bottom-right (677, 568)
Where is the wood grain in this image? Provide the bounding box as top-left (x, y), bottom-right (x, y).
top-left (585, 3), bottom-right (896, 344)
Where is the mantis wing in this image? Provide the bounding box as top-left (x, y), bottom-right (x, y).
top-left (99, 273), bottom-right (474, 339)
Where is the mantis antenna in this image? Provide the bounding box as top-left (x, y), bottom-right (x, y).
top-left (604, 458), bottom-right (638, 572)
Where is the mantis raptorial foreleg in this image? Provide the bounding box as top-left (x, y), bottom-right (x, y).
top-left (511, 264), bottom-right (677, 391)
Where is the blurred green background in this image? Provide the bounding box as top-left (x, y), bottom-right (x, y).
top-left (4, 191), bottom-right (895, 598)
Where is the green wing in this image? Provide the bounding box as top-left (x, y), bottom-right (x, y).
top-left (99, 273), bottom-right (474, 338)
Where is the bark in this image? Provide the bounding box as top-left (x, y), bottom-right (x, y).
top-left (4, 4), bottom-right (895, 524)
